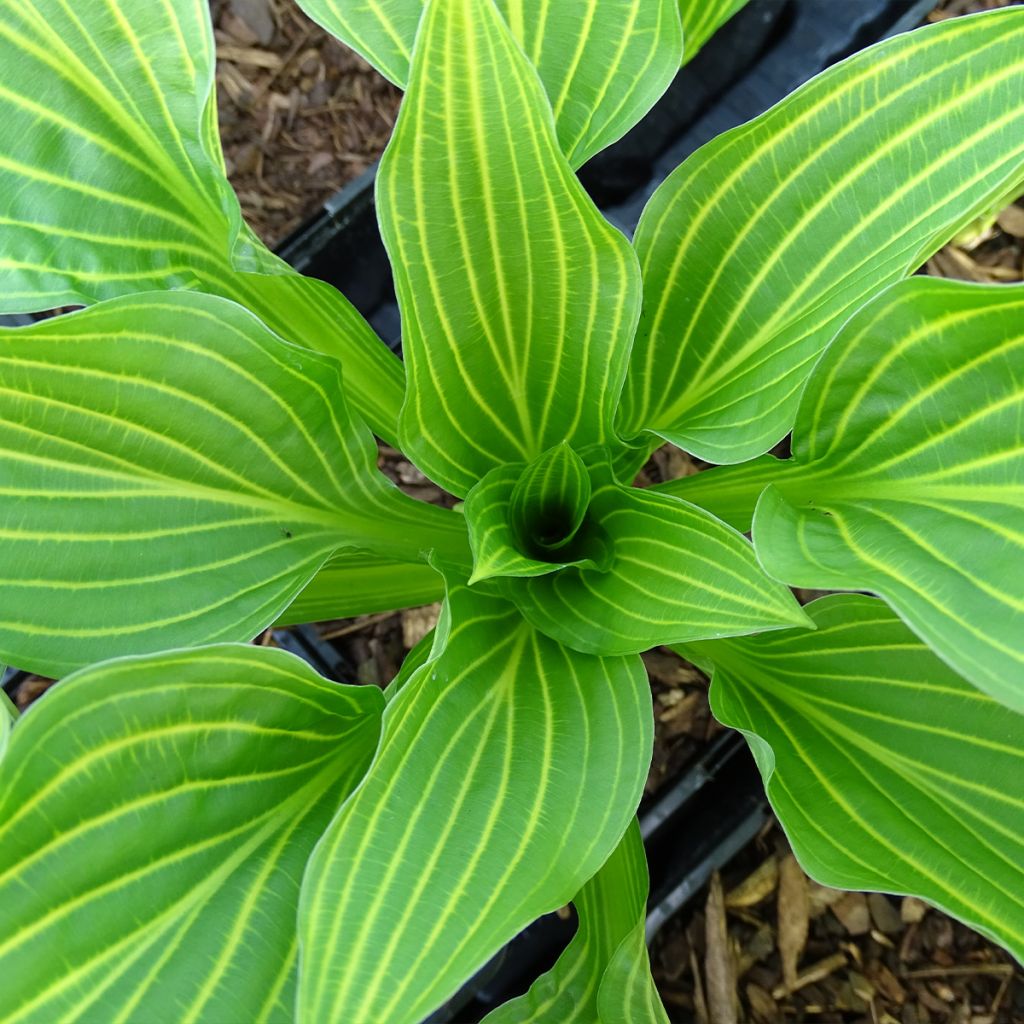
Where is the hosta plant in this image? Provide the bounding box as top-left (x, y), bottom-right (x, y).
top-left (0, 0), bottom-right (1022, 1021)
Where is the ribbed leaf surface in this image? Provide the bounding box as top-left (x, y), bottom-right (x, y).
top-left (295, 0), bottom-right (682, 167)
top-left (753, 279), bottom-right (1024, 710)
top-left (275, 550), bottom-right (445, 626)
top-left (625, 7), bottom-right (1024, 463)
top-left (689, 595), bottom-right (1024, 963)
top-left (298, 585), bottom-right (652, 1024)
top-left (0, 644), bottom-right (383, 1024)
top-left (507, 466), bottom-right (809, 655)
top-left (379, 0), bottom-right (641, 495)
top-left (0, 292), bottom-right (464, 677)
top-left (0, 0), bottom-right (403, 441)
top-left (482, 820), bottom-right (667, 1024)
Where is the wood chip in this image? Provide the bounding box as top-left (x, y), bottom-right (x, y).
top-left (868, 893), bottom-right (903, 935)
top-left (832, 891), bottom-right (872, 936)
top-left (996, 202), bottom-right (1024, 238)
top-left (901, 896), bottom-right (928, 924)
top-left (726, 855), bottom-right (778, 909)
top-left (401, 603), bottom-right (441, 649)
top-left (745, 982), bottom-right (779, 1023)
top-left (230, 0), bottom-right (275, 46)
top-left (772, 952), bottom-right (848, 999)
top-left (705, 872), bottom-right (738, 1024)
top-left (216, 44), bottom-right (283, 69)
top-left (777, 854), bottom-right (809, 988)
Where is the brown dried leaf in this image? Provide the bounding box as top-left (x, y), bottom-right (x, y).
top-left (705, 872), bottom-right (738, 1024)
top-left (777, 854), bottom-right (809, 988)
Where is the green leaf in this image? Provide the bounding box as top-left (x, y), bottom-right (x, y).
top-left (688, 594), bottom-right (1024, 964)
top-left (679, 0), bottom-right (749, 65)
top-left (653, 455), bottom-right (795, 533)
top-left (482, 820), bottom-right (667, 1024)
top-left (465, 464), bottom-right (608, 583)
top-left (0, 291), bottom-right (467, 678)
top-left (295, 0), bottom-right (682, 167)
top-left (753, 278), bottom-right (1024, 711)
top-left (0, 0), bottom-right (403, 442)
top-left (506, 463), bottom-right (809, 656)
top-left (0, 688), bottom-right (15, 761)
top-left (0, 644), bottom-right (383, 1024)
top-left (598, 920), bottom-right (669, 1024)
top-left (298, 583), bottom-right (653, 1024)
top-left (379, 0), bottom-right (642, 496)
top-left (274, 550), bottom-right (444, 626)
top-left (623, 7), bottom-right (1024, 463)
top-left (510, 443), bottom-right (592, 554)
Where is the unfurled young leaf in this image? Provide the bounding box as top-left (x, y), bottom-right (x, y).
top-left (299, 585), bottom-right (653, 1024)
top-left (0, 645), bottom-right (383, 1024)
top-left (686, 595), bottom-right (1024, 963)
top-left (505, 462), bottom-right (809, 656)
top-left (296, 0), bottom-right (683, 166)
top-left (624, 8), bottom-right (1024, 463)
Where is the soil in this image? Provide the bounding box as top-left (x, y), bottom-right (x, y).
top-left (5, 0), bottom-right (1022, 1019)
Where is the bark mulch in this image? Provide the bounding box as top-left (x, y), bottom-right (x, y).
top-left (213, 0), bottom-right (402, 246)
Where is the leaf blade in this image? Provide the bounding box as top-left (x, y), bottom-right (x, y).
top-left (295, 0), bottom-right (683, 167)
top-left (298, 584), bottom-right (653, 1024)
top-left (0, 644), bottom-right (383, 1024)
top-left (482, 820), bottom-right (667, 1024)
top-left (0, 291), bottom-right (465, 676)
top-left (625, 8), bottom-right (1024, 462)
top-left (0, 0), bottom-right (403, 442)
top-left (689, 594), bottom-right (1024, 963)
top-left (753, 278), bottom-right (1024, 709)
top-left (380, 0), bottom-right (641, 495)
